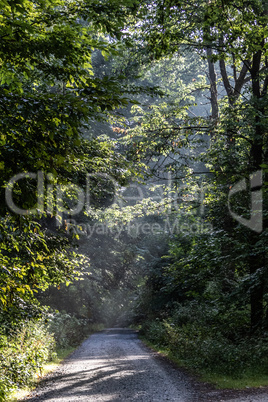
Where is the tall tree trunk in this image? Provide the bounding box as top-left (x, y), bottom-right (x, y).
top-left (249, 244), bottom-right (265, 331)
top-left (248, 42), bottom-right (266, 331)
top-left (206, 46), bottom-right (219, 120)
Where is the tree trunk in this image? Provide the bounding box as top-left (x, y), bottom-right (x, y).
top-left (249, 247), bottom-right (264, 331)
top-left (248, 43), bottom-right (266, 331)
top-left (206, 46), bottom-right (219, 120)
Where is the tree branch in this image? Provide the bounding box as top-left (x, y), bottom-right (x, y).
top-left (234, 61), bottom-right (250, 96)
top-left (219, 58), bottom-right (233, 101)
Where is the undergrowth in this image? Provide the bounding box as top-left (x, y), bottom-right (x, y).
top-left (138, 302), bottom-right (268, 388)
top-left (0, 321), bottom-right (54, 401)
top-left (0, 313), bottom-right (104, 401)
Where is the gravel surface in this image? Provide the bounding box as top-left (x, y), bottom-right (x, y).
top-left (24, 328), bottom-right (268, 402)
top-left (226, 397), bottom-right (268, 402)
top-left (25, 328), bottom-right (196, 401)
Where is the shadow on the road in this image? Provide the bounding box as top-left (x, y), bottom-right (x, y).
top-left (25, 361), bottom-right (159, 401)
top-left (24, 329), bottom-right (193, 401)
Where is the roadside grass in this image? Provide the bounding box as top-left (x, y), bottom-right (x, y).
top-left (140, 336), bottom-right (268, 390)
top-left (202, 373), bottom-right (268, 389)
top-left (7, 347), bottom-right (76, 402)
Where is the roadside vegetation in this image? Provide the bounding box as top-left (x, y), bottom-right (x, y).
top-left (0, 313), bottom-right (103, 400)
top-left (138, 306), bottom-right (268, 388)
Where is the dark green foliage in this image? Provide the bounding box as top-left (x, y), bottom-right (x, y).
top-left (140, 303), bottom-right (268, 377)
top-left (129, 4), bottom-right (268, 370)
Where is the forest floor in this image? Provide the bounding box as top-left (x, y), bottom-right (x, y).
top-left (21, 328), bottom-right (268, 402)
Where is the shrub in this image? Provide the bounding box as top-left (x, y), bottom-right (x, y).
top-left (0, 321), bottom-right (55, 400)
top-left (140, 303), bottom-right (268, 378)
top-left (47, 312), bottom-right (98, 349)
top-left (140, 319), bottom-right (168, 347)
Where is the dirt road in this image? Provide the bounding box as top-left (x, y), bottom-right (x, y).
top-left (25, 329), bottom-right (268, 402)
top-left (26, 328), bottom-right (196, 401)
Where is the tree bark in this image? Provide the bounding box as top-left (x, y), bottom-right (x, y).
top-left (248, 40), bottom-right (266, 330)
top-left (206, 46), bottom-right (219, 120)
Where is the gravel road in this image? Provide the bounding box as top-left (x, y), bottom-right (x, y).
top-left (24, 328), bottom-right (268, 402)
top-left (25, 328), bottom-right (196, 402)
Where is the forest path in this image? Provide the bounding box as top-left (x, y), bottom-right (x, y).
top-left (24, 328), bottom-right (196, 401)
top-left (24, 328), bottom-right (268, 402)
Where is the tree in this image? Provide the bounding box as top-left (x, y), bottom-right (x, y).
top-left (128, 0), bottom-right (268, 330)
top-left (0, 0), bottom-right (138, 325)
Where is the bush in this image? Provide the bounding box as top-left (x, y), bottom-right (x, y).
top-left (47, 312), bottom-right (101, 349)
top-left (140, 319), bottom-right (168, 347)
top-left (0, 312), bottom-right (103, 400)
top-left (140, 303), bottom-right (268, 378)
top-left (0, 321), bottom-right (55, 400)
